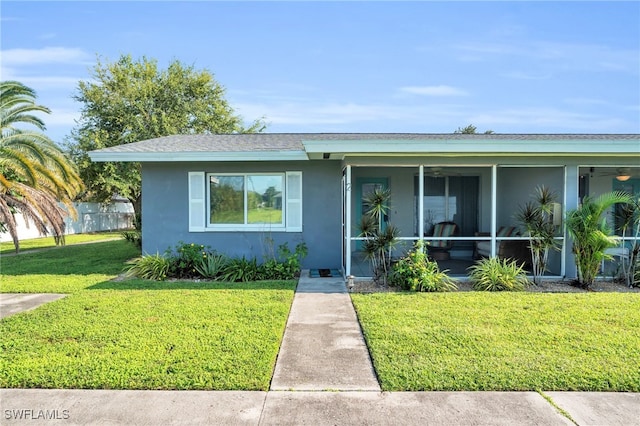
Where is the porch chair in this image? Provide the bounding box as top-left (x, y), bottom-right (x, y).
top-left (475, 226), bottom-right (531, 267)
top-left (428, 221), bottom-right (459, 260)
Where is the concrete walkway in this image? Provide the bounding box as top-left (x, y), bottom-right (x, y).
top-left (1, 274), bottom-right (640, 424)
top-left (270, 274), bottom-right (379, 391)
top-left (0, 293), bottom-right (66, 319)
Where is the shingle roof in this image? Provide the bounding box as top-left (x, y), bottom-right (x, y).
top-left (91, 133), bottom-right (640, 154)
top-left (88, 133), bottom-right (640, 162)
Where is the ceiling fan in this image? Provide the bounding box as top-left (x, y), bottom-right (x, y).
top-left (424, 167), bottom-right (461, 177)
top-left (596, 167), bottom-right (638, 182)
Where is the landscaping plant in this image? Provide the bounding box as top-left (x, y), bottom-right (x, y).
top-left (259, 242), bottom-right (308, 280)
top-left (165, 241), bottom-right (210, 278)
top-left (124, 253), bottom-right (170, 281)
top-left (357, 187), bottom-right (400, 285)
top-left (389, 241), bottom-right (457, 292)
top-left (220, 256), bottom-right (260, 282)
top-left (467, 257), bottom-right (530, 291)
top-left (566, 191), bottom-right (632, 288)
top-left (515, 185), bottom-right (561, 284)
top-left (194, 252), bottom-right (228, 279)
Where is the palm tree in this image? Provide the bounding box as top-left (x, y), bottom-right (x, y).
top-left (515, 186), bottom-right (562, 284)
top-left (0, 81), bottom-right (83, 252)
top-left (566, 191), bottom-right (632, 288)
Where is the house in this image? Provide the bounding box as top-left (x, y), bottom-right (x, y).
top-left (89, 133), bottom-right (640, 280)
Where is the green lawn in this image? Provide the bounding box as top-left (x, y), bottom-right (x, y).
top-left (0, 240), bottom-right (296, 390)
top-left (351, 292), bottom-right (640, 391)
top-left (0, 232), bottom-right (123, 255)
top-left (0, 240), bottom-right (140, 293)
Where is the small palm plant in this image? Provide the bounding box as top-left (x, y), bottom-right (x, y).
top-left (566, 191), bottom-right (632, 288)
top-left (468, 257), bottom-right (530, 291)
top-left (358, 187), bottom-right (399, 285)
top-left (515, 186), bottom-right (561, 284)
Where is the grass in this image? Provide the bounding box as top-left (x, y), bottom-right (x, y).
top-left (0, 240), bottom-right (141, 293)
top-left (0, 282), bottom-right (295, 390)
top-left (0, 232), bottom-right (123, 255)
top-left (0, 238), bottom-right (296, 390)
top-left (351, 292), bottom-right (640, 391)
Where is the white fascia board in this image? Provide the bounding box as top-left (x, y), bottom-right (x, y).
top-left (89, 151), bottom-right (310, 162)
top-left (302, 139), bottom-right (640, 156)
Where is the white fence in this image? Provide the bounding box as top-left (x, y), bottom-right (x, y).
top-left (0, 202), bottom-right (135, 242)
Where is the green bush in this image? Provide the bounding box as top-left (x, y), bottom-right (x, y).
top-left (258, 241), bottom-right (308, 280)
top-left (220, 257), bottom-right (260, 282)
top-left (389, 242), bottom-right (457, 292)
top-left (121, 230), bottom-right (142, 248)
top-left (468, 257), bottom-right (530, 291)
top-left (166, 241), bottom-right (210, 278)
top-left (124, 253), bottom-right (171, 281)
top-left (194, 252), bottom-right (228, 279)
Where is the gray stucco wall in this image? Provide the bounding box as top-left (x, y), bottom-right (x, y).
top-left (141, 160), bottom-right (343, 269)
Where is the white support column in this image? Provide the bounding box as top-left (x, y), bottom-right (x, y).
top-left (491, 165), bottom-right (497, 257)
top-left (418, 165), bottom-right (424, 248)
top-left (564, 165), bottom-right (580, 278)
top-left (345, 165), bottom-right (352, 277)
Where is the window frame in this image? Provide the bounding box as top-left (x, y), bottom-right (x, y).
top-left (188, 171), bottom-right (302, 233)
top-left (207, 172), bottom-right (286, 230)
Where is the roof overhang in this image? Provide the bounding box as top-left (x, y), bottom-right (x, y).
top-left (302, 138), bottom-right (640, 160)
top-left (89, 150), bottom-right (310, 162)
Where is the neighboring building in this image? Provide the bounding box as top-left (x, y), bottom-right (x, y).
top-left (89, 133), bottom-right (640, 279)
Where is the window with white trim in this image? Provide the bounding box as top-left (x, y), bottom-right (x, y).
top-left (188, 171), bottom-right (302, 232)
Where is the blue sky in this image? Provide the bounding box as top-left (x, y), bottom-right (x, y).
top-left (2, 1), bottom-right (639, 143)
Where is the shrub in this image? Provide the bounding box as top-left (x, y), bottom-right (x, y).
top-left (389, 242), bottom-right (457, 292)
top-left (194, 252), bottom-right (228, 279)
top-left (121, 230), bottom-right (142, 248)
top-left (166, 241), bottom-right (210, 278)
top-left (468, 257), bottom-right (530, 291)
top-left (220, 256), bottom-right (260, 282)
top-left (258, 241), bottom-right (308, 280)
top-left (124, 253), bottom-right (171, 281)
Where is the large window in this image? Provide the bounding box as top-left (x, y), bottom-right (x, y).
top-left (188, 171), bottom-right (301, 232)
top-left (209, 174), bottom-right (283, 226)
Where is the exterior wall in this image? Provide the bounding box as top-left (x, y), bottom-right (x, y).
top-left (140, 154), bottom-right (637, 279)
top-left (141, 160), bottom-right (343, 269)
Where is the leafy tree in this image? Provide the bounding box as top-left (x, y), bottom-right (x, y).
top-left (68, 54), bottom-right (265, 218)
top-left (0, 81), bottom-right (83, 252)
top-left (454, 124), bottom-right (494, 134)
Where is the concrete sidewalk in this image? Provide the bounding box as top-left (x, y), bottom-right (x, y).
top-left (270, 274), bottom-right (379, 391)
top-left (2, 389), bottom-right (639, 425)
top-left (0, 293), bottom-right (66, 319)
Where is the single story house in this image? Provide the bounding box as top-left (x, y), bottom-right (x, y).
top-left (89, 133), bottom-right (640, 280)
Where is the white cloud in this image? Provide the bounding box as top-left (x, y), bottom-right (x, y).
top-left (399, 85), bottom-right (469, 96)
top-left (453, 41), bottom-right (639, 74)
top-left (46, 107), bottom-right (80, 126)
top-left (1, 47), bottom-right (90, 65)
top-left (467, 107), bottom-right (628, 132)
top-left (235, 97), bottom-right (637, 134)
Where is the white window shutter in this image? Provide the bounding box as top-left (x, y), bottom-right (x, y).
top-left (188, 172), bottom-right (205, 232)
top-left (286, 171), bottom-right (302, 232)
